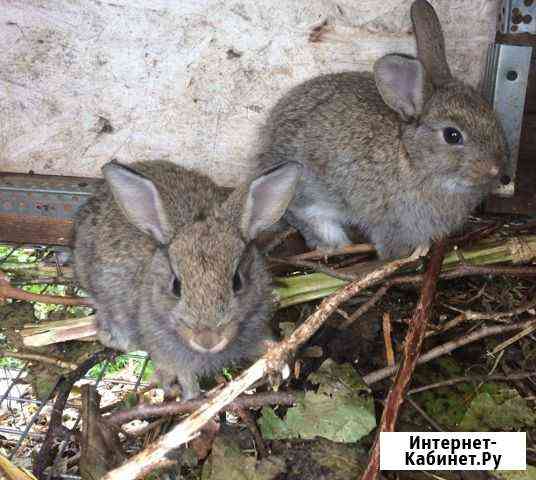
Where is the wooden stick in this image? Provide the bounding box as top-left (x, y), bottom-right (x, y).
top-left (407, 372), bottom-right (536, 395)
top-left (362, 241), bottom-right (446, 480)
top-left (490, 322), bottom-right (536, 355)
top-left (444, 297), bottom-right (536, 323)
top-left (102, 248), bottom-right (423, 480)
top-left (0, 272), bottom-right (91, 307)
top-left (382, 313), bottom-right (395, 366)
top-left (21, 316), bottom-right (97, 347)
top-left (284, 243), bottom-right (375, 261)
top-left (105, 391), bottom-right (297, 427)
top-left (363, 318), bottom-right (536, 385)
top-left (0, 350), bottom-right (78, 371)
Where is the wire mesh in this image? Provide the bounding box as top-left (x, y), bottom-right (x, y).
top-left (0, 352), bottom-right (151, 478)
top-left (0, 243), bottom-right (152, 477)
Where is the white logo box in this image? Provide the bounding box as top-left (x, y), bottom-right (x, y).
top-left (380, 432), bottom-right (526, 471)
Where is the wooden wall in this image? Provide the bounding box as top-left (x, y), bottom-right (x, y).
top-left (0, 0), bottom-right (498, 186)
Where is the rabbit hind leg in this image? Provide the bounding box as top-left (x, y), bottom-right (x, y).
top-left (286, 201), bottom-right (351, 250)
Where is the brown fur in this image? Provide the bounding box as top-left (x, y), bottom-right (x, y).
top-left (254, 0), bottom-right (507, 259)
top-left (74, 160), bottom-right (300, 399)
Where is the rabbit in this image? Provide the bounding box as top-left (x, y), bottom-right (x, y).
top-left (254, 0), bottom-right (507, 260)
top-left (73, 159), bottom-right (301, 400)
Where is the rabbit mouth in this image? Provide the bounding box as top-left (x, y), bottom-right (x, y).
top-left (178, 323), bottom-right (239, 354)
top-left (188, 336), bottom-right (230, 354)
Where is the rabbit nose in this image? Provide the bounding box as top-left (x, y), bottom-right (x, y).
top-left (190, 329), bottom-right (229, 353)
top-left (489, 165), bottom-right (499, 177)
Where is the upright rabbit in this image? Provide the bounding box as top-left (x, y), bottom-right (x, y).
top-left (74, 160), bottom-right (301, 399)
top-left (255, 0), bottom-right (507, 259)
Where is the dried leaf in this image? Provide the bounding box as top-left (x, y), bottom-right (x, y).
top-left (201, 436), bottom-right (284, 480)
top-left (259, 360), bottom-right (375, 442)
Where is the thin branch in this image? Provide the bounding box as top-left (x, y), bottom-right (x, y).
top-left (102, 248), bottom-right (424, 480)
top-left (364, 318), bottom-right (536, 385)
top-left (233, 406), bottom-right (267, 458)
top-left (0, 271), bottom-right (92, 306)
top-left (21, 315), bottom-right (97, 347)
top-left (382, 313), bottom-right (395, 366)
top-left (34, 350), bottom-right (112, 479)
top-left (283, 243), bottom-right (375, 261)
top-left (340, 264), bottom-right (536, 329)
top-left (105, 391), bottom-right (297, 427)
top-left (406, 397), bottom-right (443, 432)
top-left (362, 241), bottom-right (446, 480)
top-left (490, 322), bottom-right (536, 355)
top-left (19, 254), bottom-right (536, 348)
top-left (269, 256), bottom-right (357, 281)
top-left (407, 372), bottom-right (536, 395)
top-left (341, 284), bottom-right (391, 328)
top-left (0, 350), bottom-right (78, 371)
top-left (444, 297), bottom-right (536, 323)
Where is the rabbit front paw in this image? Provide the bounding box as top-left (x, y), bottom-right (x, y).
top-left (154, 368), bottom-right (201, 401)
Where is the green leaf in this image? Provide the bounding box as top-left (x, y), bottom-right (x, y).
top-left (258, 406), bottom-right (292, 440)
top-left (202, 436), bottom-right (284, 480)
top-left (458, 384), bottom-right (536, 431)
top-left (259, 360), bottom-right (375, 443)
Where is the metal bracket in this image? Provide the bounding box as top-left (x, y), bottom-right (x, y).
top-left (483, 0), bottom-right (534, 197)
top-left (0, 173), bottom-right (100, 220)
top-left (483, 43), bottom-right (532, 196)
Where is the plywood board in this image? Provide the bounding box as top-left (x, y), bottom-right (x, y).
top-left (0, 0), bottom-right (498, 185)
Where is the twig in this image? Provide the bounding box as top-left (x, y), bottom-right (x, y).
top-left (102, 248), bottom-right (424, 480)
top-left (0, 271), bottom-right (92, 306)
top-left (21, 316), bottom-right (97, 347)
top-left (363, 318), bottom-right (536, 385)
top-left (424, 314), bottom-right (465, 337)
top-left (490, 322), bottom-right (536, 355)
top-left (340, 264), bottom-right (536, 329)
top-left (233, 407), bottom-right (267, 458)
top-left (362, 241), bottom-right (446, 480)
top-left (406, 397), bottom-right (443, 432)
top-left (0, 350), bottom-right (78, 371)
top-left (34, 350), bottom-right (112, 479)
top-left (341, 284), bottom-right (391, 328)
top-left (284, 243), bottom-right (375, 261)
top-left (448, 223), bottom-right (501, 248)
top-left (1, 262), bottom-right (74, 278)
top-left (444, 297), bottom-right (536, 323)
top-left (105, 391), bottom-right (297, 427)
top-left (382, 313), bottom-right (395, 366)
top-left (269, 256), bottom-right (358, 281)
top-left (407, 372), bottom-right (536, 395)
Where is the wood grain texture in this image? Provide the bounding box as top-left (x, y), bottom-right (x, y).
top-left (0, 0), bottom-right (498, 185)
top-left (0, 213), bottom-right (73, 246)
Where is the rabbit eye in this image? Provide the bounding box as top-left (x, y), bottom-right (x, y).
top-left (171, 275), bottom-right (181, 298)
top-left (232, 268), bottom-right (243, 293)
top-left (443, 127), bottom-right (463, 145)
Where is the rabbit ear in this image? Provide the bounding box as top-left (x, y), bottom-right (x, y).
top-left (410, 0), bottom-right (452, 87)
top-left (241, 161), bottom-right (302, 240)
top-left (374, 54), bottom-right (430, 120)
top-left (102, 161), bottom-right (172, 245)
